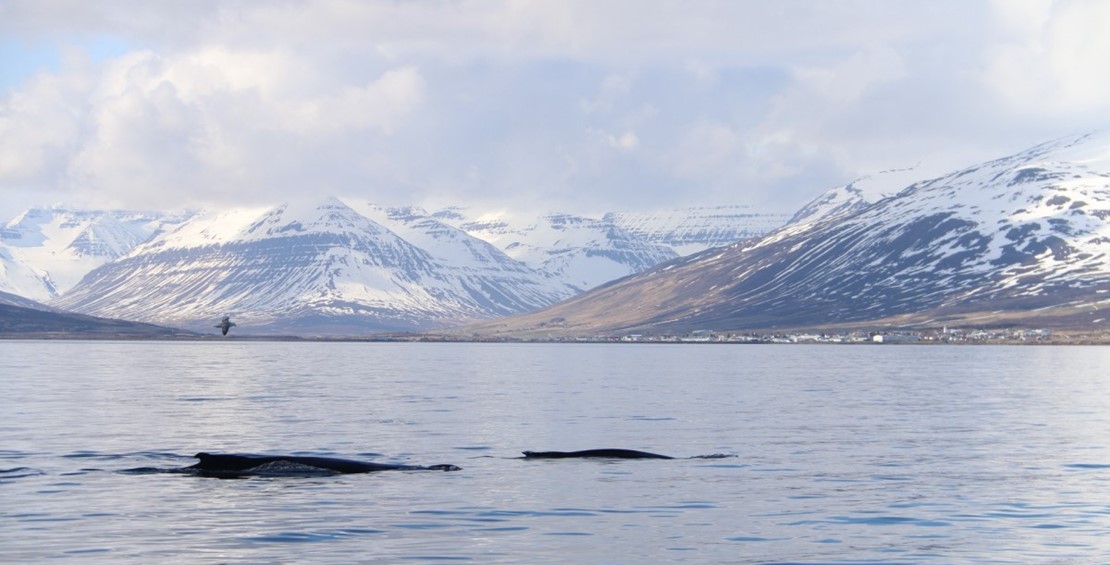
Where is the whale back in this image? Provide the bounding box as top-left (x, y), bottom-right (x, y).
top-left (522, 449), bottom-right (673, 460)
top-left (188, 452), bottom-right (452, 474)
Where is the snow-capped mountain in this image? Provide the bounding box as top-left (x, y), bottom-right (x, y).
top-left (3, 201), bottom-right (772, 320)
top-left (0, 207), bottom-right (189, 300)
top-left (53, 198), bottom-right (574, 334)
top-left (3, 199), bottom-right (780, 334)
top-left (437, 209), bottom-right (680, 292)
top-left (458, 131), bottom-right (1110, 336)
top-left (606, 205), bottom-right (790, 255)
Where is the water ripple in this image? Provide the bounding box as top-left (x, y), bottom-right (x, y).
top-left (245, 529), bottom-right (385, 543)
top-left (0, 467), bottom-right (44, 480)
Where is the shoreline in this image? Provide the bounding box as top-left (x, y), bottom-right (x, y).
top-left (3, 330), bottom-right (1109, 345)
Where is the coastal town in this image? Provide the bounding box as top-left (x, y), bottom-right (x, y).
top-left (615, 327), bottom-right (1058, 344)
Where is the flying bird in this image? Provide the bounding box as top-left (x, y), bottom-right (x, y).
top-left (215, 316), bottom-right (236, 336)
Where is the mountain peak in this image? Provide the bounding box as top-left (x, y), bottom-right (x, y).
top-left (243, 198), bottom-right (385, 239)
top-left (788, 165), bottom-right (924, 227)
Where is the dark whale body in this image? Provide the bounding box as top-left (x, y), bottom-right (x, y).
top-left (522, 449), bottom-right (673, 460)
top-left (187, 452), bottom-right (460, 477)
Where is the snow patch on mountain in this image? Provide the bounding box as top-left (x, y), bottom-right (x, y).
top-left (0, 248), bottom-right (53, 301)
top-left (354, 204), bottom-right (530, 271)
top-left (0, 207), bottom-right (190, 300)
top-left (606, 205), bottom-right (789, 255)
top-left (438, 210), bottom-right (678, 292)
top-left (349, 201), bottom-right (578, 302)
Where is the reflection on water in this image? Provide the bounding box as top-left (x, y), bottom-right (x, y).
top-left (2, 341), bottom-right (1109, 563)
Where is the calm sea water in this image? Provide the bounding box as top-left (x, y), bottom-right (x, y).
top-left (2, 341), bottom-right (1109, 563)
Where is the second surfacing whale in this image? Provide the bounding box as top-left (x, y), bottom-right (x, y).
top-left (521, 449), bottom-right (736, 460)
top-left (522, 449), bottom-right (673, 459)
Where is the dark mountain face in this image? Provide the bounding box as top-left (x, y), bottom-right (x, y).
top-left (0, 302), bottom-right (185, 337)
top-left (0, 289), bottom-right (53, 310)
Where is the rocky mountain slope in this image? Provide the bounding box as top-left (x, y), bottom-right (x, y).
top-left (457, 132), bottom-right (1110, 337)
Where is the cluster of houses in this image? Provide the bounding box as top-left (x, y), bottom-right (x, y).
top-left (613, 327), bottom-right (1056, 344)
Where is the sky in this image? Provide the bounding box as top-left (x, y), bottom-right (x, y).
top-left (1, 0), bottom-right (1109, 222)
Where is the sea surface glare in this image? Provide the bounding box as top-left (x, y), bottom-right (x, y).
top-left (2, 341), bottom-right (1109, 563)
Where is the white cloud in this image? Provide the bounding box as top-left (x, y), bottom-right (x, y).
top-left (580, 73), bottom-right (634, 114)
top-left (281, 66), bottom-right (425, 136)
top-left (0, 41), bottom-right (426, 212)
top-left (684, 59), bottom-right (719, 85)
top-left (672, 122), bottom-right (741, 178)
top-left (792, 47), bottom-right (907, 105)
top-left (611, 131), bottom-right (639, 152)
top-left (0, 71), bottom-right (86, 180)
top-left (1, 0), bottom-right (1109, 220)
top-left (985, 0), bottom-right (1110, 115)
top-left (591, 129), bottom-right (639, 153)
